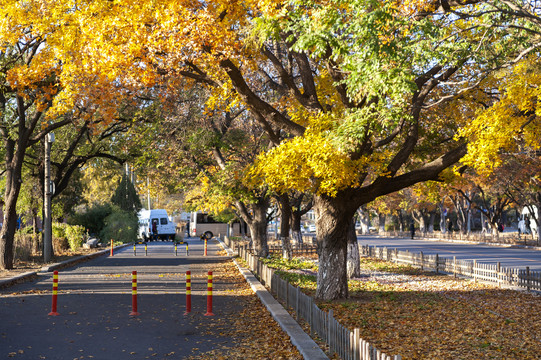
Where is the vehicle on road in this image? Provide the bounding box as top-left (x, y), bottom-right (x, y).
top-left (190, 211), bottom-right (227, 239)
top-left (138, 209), bottom-right (177, 241)
top-left (189, 211), bottom-right (249, 239)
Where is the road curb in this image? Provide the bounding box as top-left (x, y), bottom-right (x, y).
top-left (216, 237), bottom-right (329, 360)
top-left (0, 271), bottom-right (38, 289)
top-left (0, 243), bottom-right (131, 289)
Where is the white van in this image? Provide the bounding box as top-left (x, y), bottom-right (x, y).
top-left (138, 209), bottom-right (177, 241)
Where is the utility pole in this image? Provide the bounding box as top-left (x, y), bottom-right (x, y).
top-left (147, 176), bottom-right (151, 210)
top-left (43, 132), bottom-right (55, 263)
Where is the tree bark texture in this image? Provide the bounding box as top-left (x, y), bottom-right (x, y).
top-left (357, 206), bottom-right (370, 234)
top-left (314, 192), bottom-right (357, 300)
top-left (237, 197), bottom-right (270, 258)
top-left (0, 140), bottom-right (24, 269)
top-left (276, 193), bottom-right (292, 259)
top-left (346, 217), bottom-right (361, 279)
top-left (290, 206), bottom-right (303, 245)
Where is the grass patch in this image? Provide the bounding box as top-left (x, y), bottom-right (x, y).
top-left (276, 270), bottom-right (317, 292)
top-left (360, 257), bottom-right (431, 275)
top-left (261, 254), bottom-right (318, 271)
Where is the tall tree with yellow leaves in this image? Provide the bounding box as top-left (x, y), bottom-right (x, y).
top-left (9, 0), bottom-right (539, 298)
top-left (0, 2), bottom-right (138, 269)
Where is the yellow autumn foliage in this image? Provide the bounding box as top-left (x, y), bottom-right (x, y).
top-left (184, 176), bottom-right (234, 215)
top-left (459, 57), bottom-right (541, 176)
top-left (247, 112), bottom-right (391, 196)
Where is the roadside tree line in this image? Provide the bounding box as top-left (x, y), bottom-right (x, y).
top-left (1, 1), bottom-right (540, 301)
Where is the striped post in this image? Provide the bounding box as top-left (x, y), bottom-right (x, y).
top-left (130, 271), bottom-right (140, 316)
top-left (145, 242), bottom-right (148, 256)
top-left (175, 243), bottom-right (178, 256)
top-left (110, 239), bottom-right (114, 256)
top-left (48, 271), bottom-right (59, 316)
top-left (204, 271), bottom-right (214, 316)
top-left (184, 271), bottom-right (191, 315)
top-left (133, 242), bottom-right (136, 256)
top-left (204, 239), bottom-right (208, 256)
top-left (186, 243), bottom-right (189, 256)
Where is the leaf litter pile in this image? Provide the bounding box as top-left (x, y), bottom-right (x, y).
top-left (266, 255), bottom-right (541, 360)
top-left (186, 255), bottom-right (303, 360)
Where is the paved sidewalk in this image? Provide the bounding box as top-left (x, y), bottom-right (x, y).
top-left (0, 238), bottom-right (265, 359)
top-left (218, 239), bottom-right (328, 360)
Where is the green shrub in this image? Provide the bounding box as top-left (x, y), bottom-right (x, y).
top-left (65, 224), bottom-right (86, 251)
top-left (67, 203), bottom-right (113, 236)
top-left (52, 222), bottom-right (66, 239)
top-left (52, 223), bottom-right (69, 251)
top-left (100, 208), bottom-right (138, 244)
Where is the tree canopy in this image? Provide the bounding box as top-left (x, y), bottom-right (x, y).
top-left (1, 0), bottom-right (540, 299)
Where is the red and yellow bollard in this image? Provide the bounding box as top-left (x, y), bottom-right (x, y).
top-left (110, 239), bottom-right (114, 256)
top-left (48, 271), bottom-right (60, 316)
top-left (129, 271), bottom-right (140, 316)
top-left (204, 271), bottom-right (214, 316)
top-left (186, 243), bottom-right (189, 256)
top-left (184, 271), bottom-right (191, 315)
top-left (204, 239), bottom-right (207, 256)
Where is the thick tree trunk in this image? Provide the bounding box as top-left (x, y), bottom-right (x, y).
top-left (276, 194), bottom-right (292, 259)
top-left (536, 215), bottom-right (541, 246)
top-left (0, 181), bottom-right (23, 269)
top-left (314, 192), bottom-right (356, 300)
top-left (377, 213), bottom-right (386, 233)
top-left (240, 197), bottom-right (269, 258)
top-left (290, 207), bottom-right (303, 245)
top-left (428, 212), bottom-right (436, 233)
top-left (0, 193), bottom-right (19, 269)
top-left (0, 140), bottom-right (24, 270)
top-left (415, 210), bottom-right (428, 233)
top-left (346, 217), bottom-right (361, 279)
top-left (396, 210), bottom-right (405, 232)
top-left (357, 206), bottom-right (370, 234)
top-left (439, 202), bottom-right (447, 234)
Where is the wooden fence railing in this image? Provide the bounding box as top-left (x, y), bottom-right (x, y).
top-left (237, 245), bottom-right (401, 360)
top-left (361, 245), bottom-right (541, 291)
top-left (222, 236), bottom-right (318, 256)
top-left (268, 244), bottom-right (318, 256)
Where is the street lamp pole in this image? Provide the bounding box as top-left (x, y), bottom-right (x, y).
top-left (44, 132), bottom-right (55, 263)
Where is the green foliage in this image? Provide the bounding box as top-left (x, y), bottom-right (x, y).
top-left (276, 271), bottom-right (317, 292)
top-left (111, 174), bottom-right (142, 213)
top-left (52, 222), bottom-right (66, 240)
top-left (52, 222), bottom-right (86, 251)
top-left (99, 208), bottom-right (138, 244)
top-left (261, 254), bottom-right (318, 271)
top-left (65, 224), bottom-right (86, 251)
top-left (67, 203), bottom-right (113, 236)
top-left (211, 208), bottom-right (237, 224)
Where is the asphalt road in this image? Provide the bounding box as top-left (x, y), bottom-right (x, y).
top-left (357, 234), bottom-right (541, 271)
top-left (0, 238), bottom-right (248, 360)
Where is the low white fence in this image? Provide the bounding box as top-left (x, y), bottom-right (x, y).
top-left (238, 246), bottom-right (401, 360)
top-left (361, 245), bottom-right (541, 291)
